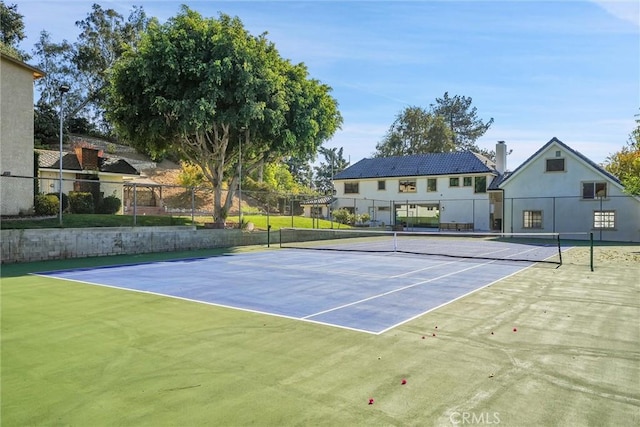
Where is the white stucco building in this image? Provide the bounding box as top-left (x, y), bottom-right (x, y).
top-left (0, 54), bottom-right (44, 215)
top-left (330, 139), bottom-right (639, 242)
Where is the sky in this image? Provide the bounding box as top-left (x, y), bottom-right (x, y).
top-left (16, 0), bottom-right (640, 170)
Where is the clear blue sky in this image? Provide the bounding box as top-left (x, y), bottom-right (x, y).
top-left (18, 0), bottom-right (640, 170)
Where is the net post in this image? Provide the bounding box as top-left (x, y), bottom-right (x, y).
top-left (393, 232), bottom-right (398, 252)
top-left (590, 232), bottom-right (594, 272)
top-left (557, 233), bottom-right (562, 266)
top-left (279, 228), bottom-right (283, 249)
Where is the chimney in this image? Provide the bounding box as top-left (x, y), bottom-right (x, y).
top-left (75, 146), bottom-right (100, 170)
top-left (496, 141), bottom-right (507, 174)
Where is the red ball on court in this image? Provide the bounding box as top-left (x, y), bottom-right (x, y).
top-left (401, 379), bottom-right (407, 385)
top-left (368, 398), bottom-right (374, 405)
top-left (513, 327), bottom-right (517, 332)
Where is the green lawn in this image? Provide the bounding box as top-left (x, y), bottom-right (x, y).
top-left (2, 246), bottom-right (639, 426)
top-left (0, 213), bottom-right (345, 231)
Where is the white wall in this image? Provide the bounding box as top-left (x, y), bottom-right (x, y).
top-left (501, 142), bottom-right (640, 242)
top-left (0, 58), bottom-right (35, 215)
top-left (333, 173), bottom-right (495, 230)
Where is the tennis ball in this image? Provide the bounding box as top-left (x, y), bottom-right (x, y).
top-left (513, 327), bottom-right (517, 332)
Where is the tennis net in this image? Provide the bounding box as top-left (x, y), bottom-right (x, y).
top-left (279, 228), bottom-right (564, 265)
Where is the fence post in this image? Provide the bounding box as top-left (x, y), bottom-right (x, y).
top-left (133, 183), bottom-right (137, 226)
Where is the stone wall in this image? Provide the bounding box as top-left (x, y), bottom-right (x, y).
top-left (1, 227), bottom-right (276, 264)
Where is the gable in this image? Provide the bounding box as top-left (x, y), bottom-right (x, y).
top-left (499, 138), bottom-right (625, 197)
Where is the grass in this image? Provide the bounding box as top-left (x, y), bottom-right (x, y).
top-left (0, 213), bottom-right (346, 231)
top-left (1, 245), bottom-right (639, 426)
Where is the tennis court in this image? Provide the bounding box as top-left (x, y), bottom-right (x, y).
top-left (37, 234), bottom-right (565, 334)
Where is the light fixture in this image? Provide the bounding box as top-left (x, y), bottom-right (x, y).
top-left (58, 84), bottom-right (70, 226)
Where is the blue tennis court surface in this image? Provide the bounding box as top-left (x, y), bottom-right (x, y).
top-left (36, 247), bottom-right (560, 334)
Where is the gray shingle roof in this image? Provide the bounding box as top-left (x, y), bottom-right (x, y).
top-left (36, 149), bottom-right (139, 176)
top-left (300, 196), bottom-right (335, 205)
top-left (334, 152), bottom-right (496, 180)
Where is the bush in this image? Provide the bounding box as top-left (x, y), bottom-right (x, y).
top-left (47, 192), bottom-right (68, 212)
top-left (177, 162), bottom-right (205, 187)
top-left (332, 208), bottom-right (354, 225)
top-left (34, 193), bottom-right (59, 215)
top-left (97, 195), bottom-right (122, 214)
top-left (69, 192), bottom-right (94, 214)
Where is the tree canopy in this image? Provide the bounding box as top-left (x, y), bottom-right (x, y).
top-left (0, 1), bottom-right (27, 59)
top-left (374, 93), bottom-right (493, 158)
top-left (604, 112), bottom-right (640, 195)
top-left (32, 4), bottom-right (149, 135)
top-left (314, 146), bottom-right (350, 193)
top-left (107, 7), bottom-right (342, 223)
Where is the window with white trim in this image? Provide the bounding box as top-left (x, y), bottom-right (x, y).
top-left (344, 182), bottom-right (359, 194)
top-left (582, 182), bottom-right (607, 199)
top-left (546, 158), bottom-right (565, 172)
top-left (399, 180), bottom-right (416, 193)
top-left (523, 210), bottom-right (543, 229)
top-left (593, 211), bottom-right (615, 229)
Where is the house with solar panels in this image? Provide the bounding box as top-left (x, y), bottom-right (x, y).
top-left (332, 147), bottom-right (503, 231)
top-left (331, 138), bottom-right (639, 241)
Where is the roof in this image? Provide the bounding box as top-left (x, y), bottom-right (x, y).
top-left (500, 137), bottom-right (621, 187)
top-left (300, 196), bottom-right (336, 205)
top-left (36, 149), bottom-right (139, 176)
top-left (1, 53), bottom-right (45, 79)
top-left (333, 151), bottom-right (496, 180)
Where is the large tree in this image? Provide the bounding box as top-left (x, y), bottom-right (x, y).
top-left (32, 4), bottom-right (149, 134)
top-left (107, 7), bottom-right (342, 224)
top-left (314, 146), bottom-right (350, 193)
top-left (431, 92), bottom-right (494, 151)
top-left (0, 1), bottom-right (27, 59)
top-left (374, 106), bottom-right (454, 157)
top-left (604, 113), bottom-right (640, 195)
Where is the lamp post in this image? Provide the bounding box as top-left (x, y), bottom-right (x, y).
top-left (58, 85), bottom-right (70, 226)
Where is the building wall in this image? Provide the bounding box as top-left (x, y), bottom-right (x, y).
top-left (39, 171), bottom-right (130, 214)
top-left (501, 143), bottom-right (640, 242)
top-left (333, 173), bottom-right (495, 230)
top-left (0, 58), bottom-right (36, 215)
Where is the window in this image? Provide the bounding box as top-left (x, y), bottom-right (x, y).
top-left (546, 158), bottom-right (565, 172)
top-left (523, 210), bottom-right (543, 229)
top-left (378, 206), bottom-right (390, 211)
top-left (582, 182), bottom-right (607, 199)
top-left (474, 176), bottom-right (487, 193)
top-left (593, 211), bottom-right (615, 229)
top-left (344, 182), bottom-right (359, 194)
top-left (427, 178), bottom-right (437, 192)
top-left (377, 180), bottom-right (386, 190)
top-left (399, 180), bottom-right (416, 193)
top-left (449, 177), bottom-right (459, 187)
top-left (463, 177), bottom-right (472, 187)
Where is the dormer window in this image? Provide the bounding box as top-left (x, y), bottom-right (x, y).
top-left (546, 158), bottom-right (565, 172)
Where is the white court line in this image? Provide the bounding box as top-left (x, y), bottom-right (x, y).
top-left (31, 273), bottom-right (381, 335)
top-left (302, 260), bottom-right (495, 320)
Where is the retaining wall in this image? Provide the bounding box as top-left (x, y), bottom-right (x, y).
top-left (1, 227), bottom-right (276, 264)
